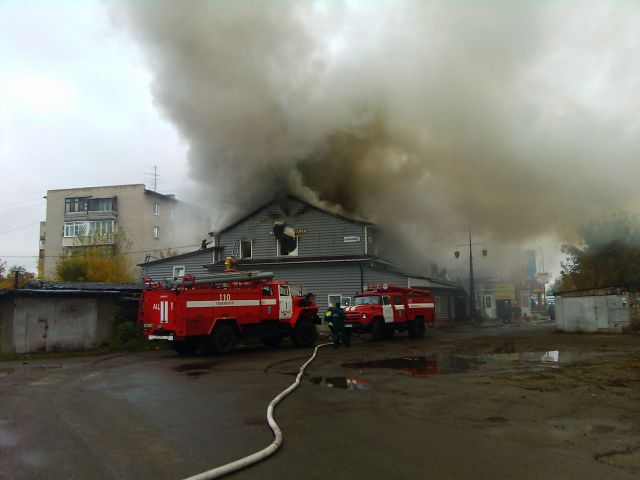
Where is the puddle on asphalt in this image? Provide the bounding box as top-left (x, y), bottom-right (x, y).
top-left (308, 376), bottom-right (373, 390)
top-left (344, 351), bottom-right (587, 376)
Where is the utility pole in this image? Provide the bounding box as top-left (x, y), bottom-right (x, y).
top-left (468, 230), bottom-right (476, 324)
top-left (455, 231), bottom-right (487, 325)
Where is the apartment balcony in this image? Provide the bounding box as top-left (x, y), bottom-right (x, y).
top-left (62, 235), bottom-right (114, 247)
top-left (64, 209), bottom-right (117, 221)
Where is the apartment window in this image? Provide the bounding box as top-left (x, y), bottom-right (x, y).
top-left (173, 266), bottom-right (185, 278)
top-left (64, 197), bottom-right (89, 213)
top-left (153, 226), bottom-right (160, 239)
top-left (64, 220), bottom-right (115, 237)
top-left (240, 240), bottom-right (252, 259)
top-left (88, 198), bottom-right (114, 211)
top-left (154, 203), bottom-right (160, 216)
top-left (87, 220), bottom-right (115, 235)
top-left (278, 237), bottom-right (298, 256)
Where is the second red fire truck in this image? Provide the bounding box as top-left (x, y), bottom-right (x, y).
top-left (344, 285), bottom-right (436, 340)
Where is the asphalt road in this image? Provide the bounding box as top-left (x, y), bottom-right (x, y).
top-left (1, 325), bottom-right (639, 480)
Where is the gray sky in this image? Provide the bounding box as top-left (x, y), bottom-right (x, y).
top-left (3, 0), bottom-right (640, 282)
top-left (0, 0), bottom-right (191, 271)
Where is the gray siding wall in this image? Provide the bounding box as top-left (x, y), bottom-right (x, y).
top-left (142, 250), bottom-right (214, 280)
top-left (207, 262), bottom-right (363, 314)
top-left (217, 198), bottom-right (367, 259)
top-left (362, 268), bottom-right (408, 288)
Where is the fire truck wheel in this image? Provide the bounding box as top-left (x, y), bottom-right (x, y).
top-left (409, 317), bottom-right (426, 338)
top-left (292, 319), bottom-right (317, 347)
top-left (173, 338), bottom-right (198, 355)
top-left (259, 335), bottom-right (282, 347)
top-left (212, 323), bottom-right (238, 354)
top-left (371, 318), bottom-right (385, 341)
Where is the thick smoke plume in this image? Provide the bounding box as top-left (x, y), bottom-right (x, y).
top-left (115, 1), bottom-right (640, 271)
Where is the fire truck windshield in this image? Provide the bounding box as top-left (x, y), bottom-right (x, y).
top-left (355, 295), bottom-right (382, 305)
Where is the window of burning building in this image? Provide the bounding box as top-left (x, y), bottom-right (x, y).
top-left (273, 221), bottom-right (298, 256)
top-left (240, 240), bottom-right (252, 259)
top-left (278, 237), bottom-right (298, 256)
top-left (366, 226), bottom-right (378, 255)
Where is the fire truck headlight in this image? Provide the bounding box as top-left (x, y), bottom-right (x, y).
top-left (362, 313), bottom-right (367, 319)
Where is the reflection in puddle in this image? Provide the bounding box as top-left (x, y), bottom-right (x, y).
top-left (344, 352), bottom-right (584, 376)
top-left (344, 357), bottom-right (443, 376)
top-left (309, 376), bottom-right (373, 390)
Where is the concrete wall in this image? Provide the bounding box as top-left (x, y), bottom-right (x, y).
top-left (0, 296), bottom-right (122, 353)
top-left (0, 298), bottom-right (14, 352)
top-left (556, 294), bottom-right (630, 333)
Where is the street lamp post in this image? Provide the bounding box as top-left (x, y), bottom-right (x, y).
top-left (455, 230), bottom-right (487, 325)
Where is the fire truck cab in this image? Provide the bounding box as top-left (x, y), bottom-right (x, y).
top-left (139, 271), bottom-right (320, 355)
top-left (344, 285), bottom-right (436, 340)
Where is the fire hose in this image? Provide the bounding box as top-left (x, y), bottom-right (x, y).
top-left (183, 342), bottom-right (333, 480)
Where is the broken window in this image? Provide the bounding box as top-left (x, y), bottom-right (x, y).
top-left (278, 237), bottom-right (298, 256)
top-left (240, 240), bottom-right (252, 259)
top-left (273, 221), bottom-right (298, 256)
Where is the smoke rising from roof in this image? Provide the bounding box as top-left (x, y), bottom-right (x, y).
top-left (115, 1), bottom-right (640, 269)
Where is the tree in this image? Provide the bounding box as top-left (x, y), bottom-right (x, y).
top-left (54, 227), bottom-right (135, 284)
top-left (0, 261), bottom-right (37, 289)
top-left (560, 213), bottom-right (640, 290)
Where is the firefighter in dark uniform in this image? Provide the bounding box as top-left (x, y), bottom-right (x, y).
top-left (331, 301), bottom-right (350, 348)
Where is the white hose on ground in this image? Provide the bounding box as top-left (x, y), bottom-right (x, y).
top-left (183, 342), bottom-right (333, 480)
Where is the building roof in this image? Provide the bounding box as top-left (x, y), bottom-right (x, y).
top-left (204, 254), bottom-right (382, 269)
top-left (23, 280), bottom-right (141, 292)
top-left (0, 281), bottom-right (142, 298)
top-left (144, 189), bottom-right (177, 201)
top-left (45, 184), bottom-right (178, 202)
top-left (203, 255), bottom-right (460, 290)
top-left (215, 195), bottom-right (376, 235)
top-left (139, 246), bottom-right (221, 267)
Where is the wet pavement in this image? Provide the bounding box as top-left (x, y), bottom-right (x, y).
top-left (1, 324), bottom-right (639, 479)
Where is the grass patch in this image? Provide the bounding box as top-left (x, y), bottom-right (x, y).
top-left (0, 321), bottom-right (169, 364)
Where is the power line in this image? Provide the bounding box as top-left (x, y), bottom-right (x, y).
top-left (0, 221), bottom-right (41, 236)
top-left (0, 242), bottom-right (203, 259)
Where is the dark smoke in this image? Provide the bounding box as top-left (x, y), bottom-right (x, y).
top-left (113, 1), bottom-right (640, 273)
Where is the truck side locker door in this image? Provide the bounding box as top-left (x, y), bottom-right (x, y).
top-left (278, 285), bottom-right (293, 320)
top-left (261, 284), bottom-right (278, 321)
top-left (393, 295), bottom-right (406, 322)
top-left (382, 295), bottom-right (393, 323)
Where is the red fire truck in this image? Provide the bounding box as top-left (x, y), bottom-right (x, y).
top-left (139, 271), bottom-right (320, 355)
top-left (344, 285), bottom-right (436, 340)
